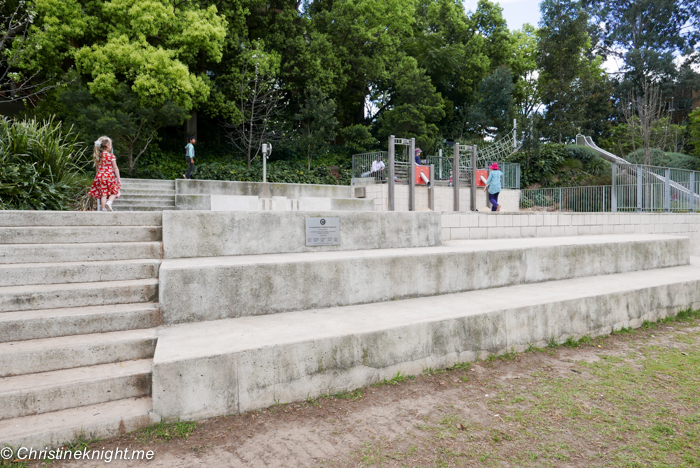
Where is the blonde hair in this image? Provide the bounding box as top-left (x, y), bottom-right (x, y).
top-left (93, 136), bottom-right (112, 167)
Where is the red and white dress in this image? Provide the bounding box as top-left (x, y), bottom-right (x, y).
top-left (88, 152), bottom-right (121, 199)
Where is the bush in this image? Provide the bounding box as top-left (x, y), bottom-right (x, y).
top-left (132, 151), bottom-right (351, 185)
top-left (626, 149), bottom-right (699, 170)
top-left (0, 117), bottom-right (91, 210)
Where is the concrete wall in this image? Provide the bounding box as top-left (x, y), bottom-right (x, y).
top-left (362, 184), bottom-right (519, 212)
top-left (152, 269), bottom-right (700, 421)
top-left (161, 210), bottom-right (442, 259)
top-left (442, 212), bottom-right (700, 256)
top-left (158, 235), bottom-right (688, 325)
top-left (176, 179), bottom-right (353, 199)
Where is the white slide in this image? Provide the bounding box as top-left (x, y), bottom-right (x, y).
top-left (576, 134), bottom-right (700, 204)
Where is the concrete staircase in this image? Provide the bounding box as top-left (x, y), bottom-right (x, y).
top-left (0, 212), bottom-right (162, 448)
top-left (152, 231), bottom-right (700, 421)
top-left (112, 179), bottom-right (176, 211)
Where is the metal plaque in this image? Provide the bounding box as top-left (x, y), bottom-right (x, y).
top-left (305, 217), bottom-right (340, 246)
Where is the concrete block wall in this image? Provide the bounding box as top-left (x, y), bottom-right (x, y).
top-left (161, 210), bottom-right (442, 258)
top-left (442, 212), bottom-right (700, 255)
top-left (363, 184), bottom-right (519, 212)
top-left (177, 179), bottom-right (353, 199)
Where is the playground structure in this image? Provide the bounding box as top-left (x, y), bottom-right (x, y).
top-left (353, 130), bottom-right (522, 212)
top-left (521, 136), bottom-right (700, 213)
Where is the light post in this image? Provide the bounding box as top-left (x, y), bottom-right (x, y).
top-left (262, 143), bottom-right (272, 182)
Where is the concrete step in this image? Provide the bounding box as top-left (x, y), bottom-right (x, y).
top-left (113, 198), bottom-right (176, 206)
top-left (0, 211), bottom-right (162, 227)
top-left (115, 190), bottom-right (175, 199)
top-left (121, 177), bottom-right (175, 185)
top-left (158, 234), bottom-right (689, 325)
top-left (0, 259), bottom-right (160, 287)
top-left (0, 242), bottom-right (162, 264)
top-left (0, 360), bottom-right (152, 420)
top-left (0, 397), bottom-right (156, 450)
top-left (0, 328), bottom-right (156, 377)
top-left (105, 206), bottom-right (176, 212)
top-left (0, 278), bottom-right (159, 313)
top-left (0, 303), bottom-right (160, 342)
top-left (0, 226), bottom-right (162, 244)
top-left (152, 258), bottom-right (700, 421)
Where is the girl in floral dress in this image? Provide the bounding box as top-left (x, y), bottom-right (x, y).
top-left (88, 136), bottom-right (121, 211)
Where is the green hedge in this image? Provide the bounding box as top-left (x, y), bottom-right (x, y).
top-left (0, 117), bottom-right (91, 210)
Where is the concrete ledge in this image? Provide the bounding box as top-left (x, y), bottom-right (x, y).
top-left (152, 259), bottom-right (700, 421)
top-left (158, 235), bottom-right (689, 324)
top-left (176, 180), bottom-right (353, 199)
top-left (330, 198), bottom-right (374, 211)
top-left (161, 211), bottom-right (442, 258)
top-left (175, 194), bottom-right (211, 210)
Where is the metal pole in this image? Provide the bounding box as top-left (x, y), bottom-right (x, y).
top-left (665, 168), bottom-right (671, 212)
top-left (428, 164), bottom-right (435, 211)
top-left (559, 187), bottom-right (562, 212)
top-left (470, 145), bottom-right (477, 211)
top-left (637, 165), bottom-right (643, 212)
top-left (409, 138), bottom-right (416, 211)
top-left (453, 143), bottom-right (460, 211)
top-left (611, 163), bottom-right (617, 213)
top-left (388, 136), bottom-right (395, 211)
top-left (690, 172), bottom-right (696, 212)
top-left (513, 118), bottom-right (517, 150)
top-left (263, 153), bottom-right (267, 183)
top-left (438, 149), bottom-right (442, 180)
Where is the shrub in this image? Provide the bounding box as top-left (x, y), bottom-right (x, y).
top-left (0, 117), bottom-right (91, 210)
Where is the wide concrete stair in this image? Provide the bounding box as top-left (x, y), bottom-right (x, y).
top-left (112, 178), bottom-right (176, 211)
top-left (0, 212), bottom-right (162, 449)
top-left (152, 231), bottom-right (700, 422)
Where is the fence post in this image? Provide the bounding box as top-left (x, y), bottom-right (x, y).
top-left (453, 143), bottom-right (460, 211)
top-left (636, 165), bottom-right (643, 212)
top-left (351, 154), bottom-right (355, 186)
top-left (428, 164), bottom-right (435, 211)
top-left (409, 138), bottom-right (416, 211)
top-left (438, 149), bottom-right (443, 180)
top-left (388, 136), bottom-right (395, 211)
top-left (665, 168), bottom-right (671, 212)
top-left (691, 172), bottom-right (696, 213)
top-left (611, 163), bottom-right (617, 213)
top-left (470, 146), bottom-right (477, 211)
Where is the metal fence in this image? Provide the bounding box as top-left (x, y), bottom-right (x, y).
top-left (351, 151), bottom-right (389, 184)
top-left (521, 186), bottom-right (613, 212)
top-left (613, 164), bottom-right (700, 212)
top-left (353, 151), bottom-right (521, 190)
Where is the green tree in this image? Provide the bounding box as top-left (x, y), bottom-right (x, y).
top-left (537, 0), bottom-right (611, 143)
top-left (509, 24), bottom-right (540, 118)
top-left (376, 56), bottom-right (445, 151)
top-left (689, 109), bottom-right (700, 159)
top-left (293, 86), bottom-right (339, 170)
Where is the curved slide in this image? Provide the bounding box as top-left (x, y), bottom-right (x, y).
top-left (576, 134), bottom-right (699, 205)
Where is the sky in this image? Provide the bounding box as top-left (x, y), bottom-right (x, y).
top-left (463, 0), bottom-right (542, 31)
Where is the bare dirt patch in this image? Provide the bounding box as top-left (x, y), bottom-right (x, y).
top-left (23, 317), bottom-right (700, 468)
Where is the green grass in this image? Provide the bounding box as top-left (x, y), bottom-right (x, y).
top-left (138, 420), bottom-right (197, 442)
top-left (374, 371), bottom-right (414, 386)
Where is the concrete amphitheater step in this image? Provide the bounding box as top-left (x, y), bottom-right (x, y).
top-left (108, 205), bottom-right (176, 212)
top-left (114, 195), bottom-right (176, 203)
top-left (0, 278), bottom-right (159, 313)
top-left (0, 303), bottom-right (160, 342)
top-left (158, 234), bottom-right (689, 324)
top-left (118, 189), bottom-right (176, 196)
top-left (113, 198), bottom-right (176, 206)
top-left (0, 359), bottom-right (153, 420)
top-left (0, 242), bottom-right (162, 264)
top-left (0, 259), bottom-right (160, 287)
top-left (0, 328), bottom-right (157, 377)
top-left (0, 211), bottom-right (162, 227)
top-left (152, 258), bottom-right (700, 421)
top-left (0, 397), bottom-right (157, 450)
top-left (0, 226), bottom-right (162, 244)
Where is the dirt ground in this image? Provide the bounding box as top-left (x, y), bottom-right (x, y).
top-left (21, 315), bottom-right (700, 468)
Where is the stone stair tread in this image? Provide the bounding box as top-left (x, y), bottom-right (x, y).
top-left (0, 226), bottom-right (162, 244)
top-left (0, 242), bottom-right (162, 264)
top-left (155, 257), bottom-right (700, 362)
top-left (0, 359), bottom-right (152, 395)
top-left (0, 278), bottom-right (159, 297)
top-left (0, 302), bottom-right (159, 322)
top-left (0, 259), bottom-right (160, 287)
top-left (0, 212), bottom-right (162, 227)
top-left (0, 397), bottom-right (155, 449)
top-left (0, 328), bottom-right (157, 355)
